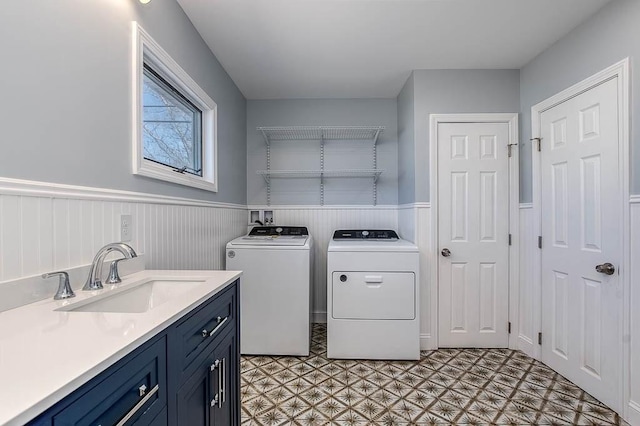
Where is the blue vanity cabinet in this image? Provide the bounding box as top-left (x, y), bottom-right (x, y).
top-left (27, 280), bottom-right (239, 426)
top-left (170, 284), bottom-right (239, 426)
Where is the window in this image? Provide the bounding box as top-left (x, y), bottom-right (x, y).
top-left (132, 23), bottom-right (217, 192)
top-left (143, 64), bottom-right (202, 176)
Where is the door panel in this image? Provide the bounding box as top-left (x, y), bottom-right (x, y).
top-left (540, 77), bottom-right (620, 410)
top-left (438, 122), bottom-right (510, 348)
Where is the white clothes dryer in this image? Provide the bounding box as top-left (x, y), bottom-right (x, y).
top-left (327, 229), bottom-right (419, 360)
top-left (226, 226), bottom-right (312, 356)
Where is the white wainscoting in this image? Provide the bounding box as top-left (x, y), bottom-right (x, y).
top-left (397, 204), bottom-right (416, 242)
top-left (0, 178), bottom-right (247, 311)
top-left (396, 204), bottom-right (434, 350)
top-left (250, 205), bottom-right (399, 323)
top-left (628, 196), bottom-right (640, 424)
top-left (415, 205), bottom-right (434, 351)
top-left (517, 203), bottom-right (536, 357)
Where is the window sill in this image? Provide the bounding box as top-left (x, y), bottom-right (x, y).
top-left (134, 161), bottom-right (218, 193)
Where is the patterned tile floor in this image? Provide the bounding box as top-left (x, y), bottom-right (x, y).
top-left (240, 324), bottom-right (620, 425)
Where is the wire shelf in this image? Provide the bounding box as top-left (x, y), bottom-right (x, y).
top-left (257, 126), bottom-right (385, 144)
top-left (257, 169), bottom-right (384, 183)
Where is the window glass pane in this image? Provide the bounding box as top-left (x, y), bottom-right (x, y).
top-left (142, 65), bottom-right (202, 176)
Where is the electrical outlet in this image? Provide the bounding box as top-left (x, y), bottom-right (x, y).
top-left (120, 214), bottom-right (132, 242)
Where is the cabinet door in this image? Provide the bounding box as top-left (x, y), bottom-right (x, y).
top-left (211, 331), bottom-right (238, 426)
top-left (175, 356), bottom-right (213, 426)
top-left (176, 329), bottom-right (238, 426)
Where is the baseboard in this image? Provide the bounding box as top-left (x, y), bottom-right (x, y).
top-left (626, 400), bottom-right (640, 425)
top-left (312, 311), bottom-right (327, 324)
top-left (397, 202), bottom-right (431, 210)
top-left (420, 333), bottom-right (436, 351)
top-left (516, 335), bottom-right (536, 359)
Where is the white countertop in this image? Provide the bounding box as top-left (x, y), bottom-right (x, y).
top-left (0, 270), bottom-right (241, 426)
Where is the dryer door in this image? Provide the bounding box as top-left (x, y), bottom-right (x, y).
top-left (331, 272), bottom-right (415, 320)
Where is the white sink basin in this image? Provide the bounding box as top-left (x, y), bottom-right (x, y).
top-left (57, 279), bottom-right (205, 313)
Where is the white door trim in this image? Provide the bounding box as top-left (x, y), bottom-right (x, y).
top-left (429, 113), bottom-right (520, 349)
top-left (530, 58), bottom-right (630, 416)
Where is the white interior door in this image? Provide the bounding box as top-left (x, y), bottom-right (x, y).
top-left (438, 122), bottom-right (510, 348)
top-left (539, 78), bottom-right (621, 409)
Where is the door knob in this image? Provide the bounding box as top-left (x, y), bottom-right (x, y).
top-left (441, 248), bottom-right (451, 257)
top-left (595, 263), bottom-right (615, 275)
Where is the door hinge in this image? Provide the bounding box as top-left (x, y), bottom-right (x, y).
top-left (508, 322), bottom-right (512, 334)
top-left (538, 236), bottom-right (542, 249)
top-left (538, 332), bottom-right (542, 345)
top-left (531, 137), bottom-right (542, 152)
top-left (508, 234), bottom-right (512, 246)
top-left (507, 143), bottom-right (518, 158)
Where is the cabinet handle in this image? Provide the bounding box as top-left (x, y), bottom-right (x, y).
top-left (210, 393), bottom-right (219, 407)
top-left (221, 357), bottom-right (226, 404)
top-left (209, 359), bottom-right (220, 372)
top-left (115, 384), bottom-right (159, 426)
top-left (209, 359), bottom-right (222, 409)
top-left (208, 316), bottom-right (229, 338)
top-left (218, 357), bottom-right (223, 408)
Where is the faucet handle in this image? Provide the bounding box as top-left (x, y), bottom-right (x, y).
top-left (105, 258), bottom-right (127, 284)
top-left (42, 271), bottom-right (76, 300)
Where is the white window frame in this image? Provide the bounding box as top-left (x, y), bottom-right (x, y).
top-left (131, 22), bottom-right (218, 192)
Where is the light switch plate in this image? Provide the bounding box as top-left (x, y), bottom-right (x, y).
top-left (120, 214), bottom-right (132, 242)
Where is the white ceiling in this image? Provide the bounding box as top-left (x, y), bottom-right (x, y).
top-left (177, 0), bottom-right (611, 99)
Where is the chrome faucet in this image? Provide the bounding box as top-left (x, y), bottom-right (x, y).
top-left (83, 243), bottom-right (137, 291)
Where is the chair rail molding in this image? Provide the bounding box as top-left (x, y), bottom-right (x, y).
top-left (0, 177), bottom-right (245, 209)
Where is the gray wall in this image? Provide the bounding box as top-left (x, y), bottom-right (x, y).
top-left (0, 0), bottom-right (246, 204)
top-left (246, 99), bottom-right (398, 206)
top-left (397, 70), bottom-right (521, 203)
top-left (520, 0), bottom-right (640, 200)
top-left (397, 73), bottom-right (415, 205)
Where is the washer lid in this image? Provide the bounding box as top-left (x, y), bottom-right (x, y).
top-left (230, 235), bottom-right (309, 246)
top-left (328, 238), bottom-right (417, 252)
top-left (228, 226), bottom-right (310, 247)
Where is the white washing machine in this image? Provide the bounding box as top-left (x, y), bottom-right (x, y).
top-left (226, 226), bottom-right (312, 356)
top-left (327, 229), bottom-right (419, 360)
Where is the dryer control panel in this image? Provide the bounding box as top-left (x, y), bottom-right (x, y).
top-left (332, 229), bottom-right (399, 240)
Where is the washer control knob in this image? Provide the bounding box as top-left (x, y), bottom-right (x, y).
top-left (276, 227), bottom-right (283, 233)
top-left (339, 274), bottom-right (347, 282)
top-left (362, 230), bottom-right (369, 237)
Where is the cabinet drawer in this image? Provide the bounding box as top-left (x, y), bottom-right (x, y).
top-left (52, 337), bottom-right (167, 426)
top-left (175, 285), bottom-right (236, 376)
